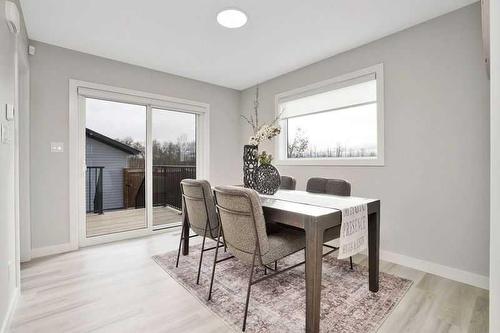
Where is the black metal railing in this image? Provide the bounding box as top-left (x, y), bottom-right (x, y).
top-left (86, 166), bottom-right (104, 214)
top-left (133, 165), bottom-right (195, 210)
top-left (154, 165), bottom-right (196, 210)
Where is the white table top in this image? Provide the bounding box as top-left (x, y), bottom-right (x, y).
top-left (259, 190), bottom-right (376, 211)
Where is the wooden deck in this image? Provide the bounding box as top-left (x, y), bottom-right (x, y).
top-left (86, 206), bottom-right (182, 237)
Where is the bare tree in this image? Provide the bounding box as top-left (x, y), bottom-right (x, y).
top-left (288, 128), bottom-right (309, 158)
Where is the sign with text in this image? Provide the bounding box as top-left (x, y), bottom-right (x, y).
top-left (338, 204), bottom-right (368, 259)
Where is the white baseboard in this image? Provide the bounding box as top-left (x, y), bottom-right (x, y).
top-left (31, 242), bottom-right (77, 259)
top-left (380, 250), bottom-right (489, 290)
top-left (1, 287), bottom-right (19, 333)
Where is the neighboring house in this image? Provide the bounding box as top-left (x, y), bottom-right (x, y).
top-left (85, 128), bottom-right (141, 212)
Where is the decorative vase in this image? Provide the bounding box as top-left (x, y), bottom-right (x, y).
top-left (243, 145), bottom-right (258, 189)
top-left (254, 164), bottom-right (281, 195)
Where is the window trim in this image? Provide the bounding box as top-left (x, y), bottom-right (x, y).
top-left (274, 63), bottom-right (384, 166)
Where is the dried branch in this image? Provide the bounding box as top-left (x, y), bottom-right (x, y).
top-left (241, 86), bottom-right (261, 135)
top-left (253, 86), bottom-right (259, 130)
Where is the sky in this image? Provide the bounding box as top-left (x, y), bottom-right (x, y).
top-left (287, 103), bottom-right (377, 152)
top-left (85, 98), bottom-right (196, 144)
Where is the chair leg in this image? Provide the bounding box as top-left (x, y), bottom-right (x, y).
top-left (350, 256), bottom-right (353, 270)
top-left (222, 228), bottom-right (227, 253)
top-left (274, 261), bottom-right (277, 270)
top-left (208, 224), bottom-right (222, 301)
top-left (242, 251), bottom-right (257, 332)
top-left (196, 226), bottom-right (208, 285)
top-left (175, 222), bottom-right (186, 268)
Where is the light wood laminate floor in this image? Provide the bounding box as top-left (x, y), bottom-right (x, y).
top-left (10, 230), bottom-right (488, 333)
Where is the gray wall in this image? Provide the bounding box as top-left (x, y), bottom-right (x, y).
top-left (490, 0), bottom-right (499, 328)
top-left (239, 4), bottom-right (490, 276)
top-left (0, 0), bottom-right (28, 328)
top-left (86, 137), bottom-right (131, 211)
top-left (29, 41), bottom-right (241, 249)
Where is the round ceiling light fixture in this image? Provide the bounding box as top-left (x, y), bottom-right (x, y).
top-left (217, 9), bottom-right (248, 29)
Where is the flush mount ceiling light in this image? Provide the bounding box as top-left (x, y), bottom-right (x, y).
top-left (217, 9), bottom-right (248, 29)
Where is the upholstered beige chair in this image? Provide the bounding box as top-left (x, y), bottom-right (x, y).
top-left (279, 175), bottom-right (296, 190)
top-left (306, 177), bottom-right (353, 269)
top-left (208, 185), bottom-right (305, 331)
top-left (176, 179), bottom-right (224, 284)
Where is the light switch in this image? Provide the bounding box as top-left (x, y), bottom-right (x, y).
top-left (5, 104), bottom-right (14, 121)
top-left (50, 142), bottom-right (64, 153)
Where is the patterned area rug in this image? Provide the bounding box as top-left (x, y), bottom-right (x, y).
top-left (153, 244), bottom-right (412, 332)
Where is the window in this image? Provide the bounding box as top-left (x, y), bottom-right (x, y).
top-left (276, 64), bottom-right (384, 166)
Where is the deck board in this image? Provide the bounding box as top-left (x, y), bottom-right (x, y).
top-left (86, 206), bottom-right (181, 237)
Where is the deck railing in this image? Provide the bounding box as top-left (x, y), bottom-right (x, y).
top-left (86, 165), bottom-right (195, 214)
top-left (86, 166), bottom-right (104, 214)
top-left (123, 165), bottom-right (196, 211)
top-left (153, 165), bottom-right (196, 210)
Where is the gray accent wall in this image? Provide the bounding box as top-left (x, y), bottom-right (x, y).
top-left (29, 41), bottom-right (241, 249)
top-left (239, 4), bottom-right (490, 277)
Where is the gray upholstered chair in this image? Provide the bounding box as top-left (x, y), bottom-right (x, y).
top-left (279, 175), bottom-right (296, 190)
top-left (176, 179), bottom-right (224, 284)
top-left (306, 177), bottom-right (351, 196)
top-left (306, 177), bottom-right (354, 269)
top-left (208, 186), bottom-right (305, 331)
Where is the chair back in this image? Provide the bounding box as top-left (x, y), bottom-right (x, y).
top-left (306, 177), bottom-right (351, 196)
top-left (280, 175), bottom-right (296, 190)
top-left (213, 186), bottom-right (270, 264)
top-left (181, 179), bottom-right (219, 238)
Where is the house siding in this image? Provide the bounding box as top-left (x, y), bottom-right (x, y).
top-left (86, 137), bottom-right (133, 211)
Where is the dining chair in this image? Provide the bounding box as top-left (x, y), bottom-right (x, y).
top-left (176, 179), bottom-right (225, 284)
top-left (208, 185), bottom-right (306, 331)
top-left (306, 177), bottom-right (354, 269)
top-left (279, 175), bottom-right (296, 190)
top-left (306, 177), bottom-right (351, 196)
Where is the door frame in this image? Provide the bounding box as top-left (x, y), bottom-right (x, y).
top-left (69, 79), bottom-right (210, 247)
top-left (17, 37), bottom-right (30, 264)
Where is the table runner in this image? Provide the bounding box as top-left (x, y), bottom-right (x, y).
top-left (260, 190), bottom-right (371, 258)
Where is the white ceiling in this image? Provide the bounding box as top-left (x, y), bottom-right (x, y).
top-left (20, 0), bottom-right (477, 90)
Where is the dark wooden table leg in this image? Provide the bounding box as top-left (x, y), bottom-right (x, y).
top-left (368, 204), bottom-right (380, 292)
top-left (304, 217), bottom-right (324, 333)
top-left (181, 204), bottom-right (190, 255)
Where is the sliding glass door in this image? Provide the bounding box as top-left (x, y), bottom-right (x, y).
top-left (76, 84), bottom-right (206, 245)
top-left (152, 108), bottom-right (196, 229)
top-left (85, 98), bottom-right (147, 237)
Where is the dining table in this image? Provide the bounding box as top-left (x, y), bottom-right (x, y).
top-left (181, 189), bottom-right (380, 333)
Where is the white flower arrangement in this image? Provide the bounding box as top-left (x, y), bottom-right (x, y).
top-left (249, 124), bottom-right (281, 146)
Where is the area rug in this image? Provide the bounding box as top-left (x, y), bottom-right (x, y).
top-left (153, 244), bottom-right (412, 332)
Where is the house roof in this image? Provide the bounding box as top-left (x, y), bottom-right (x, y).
top-left (86, 128), bottom-right (142, 155)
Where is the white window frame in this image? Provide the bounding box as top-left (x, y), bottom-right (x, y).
top-left (69, 80), bottom-right (210, 247)
top-left (274, 64), bottom-right (384, 166)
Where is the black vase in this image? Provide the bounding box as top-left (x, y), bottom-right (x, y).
top-left (254, 164), bottom-right (281, 195)
top-left (243, 145), bottom-right (258, 188)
